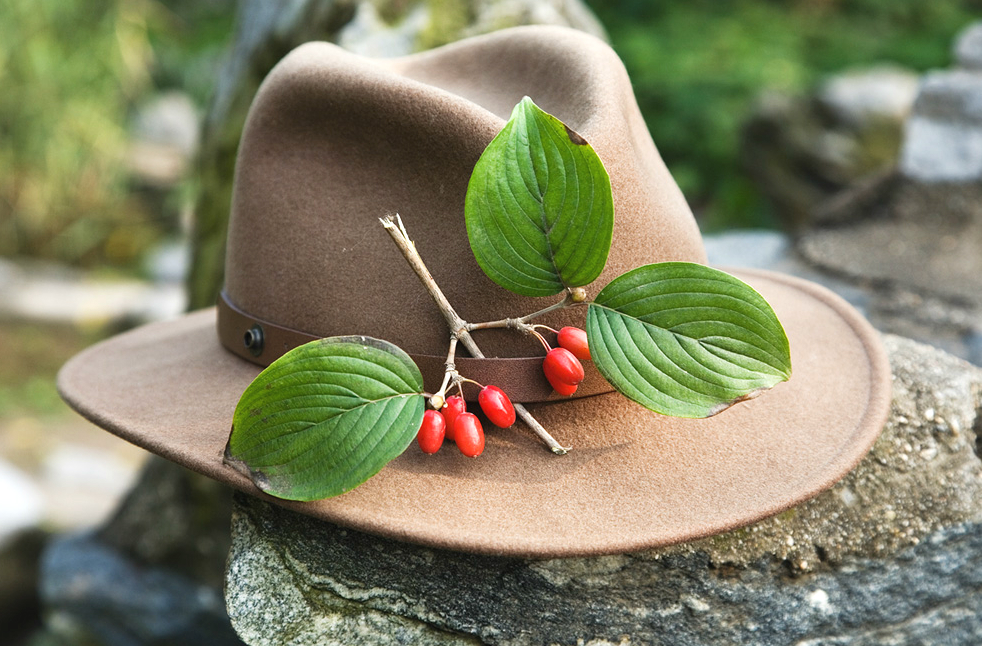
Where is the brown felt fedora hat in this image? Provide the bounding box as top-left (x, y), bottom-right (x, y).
top-left (59, 26), bottom-right (891, 557)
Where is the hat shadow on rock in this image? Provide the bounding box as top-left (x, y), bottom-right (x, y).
top-left (58, 25), bottom-right (891, 557)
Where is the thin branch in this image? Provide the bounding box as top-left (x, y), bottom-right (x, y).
top-left (428, 337), bottom-right (458, 409)
top-left (381, 214), bottom-right (569, 454)
top-left (465, 289), bottom-right (587, 333)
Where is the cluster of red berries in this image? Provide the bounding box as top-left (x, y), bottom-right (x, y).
top-left (415, 326), bottom-right (590, 457)
top-left (543, 326), bottom-right (589, 395)
top-left (416, 386), bottom-right (515, 457)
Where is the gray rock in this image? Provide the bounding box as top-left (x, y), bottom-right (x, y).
top-left (795, 38), bottom-right (982, 366)
top-left (816, 65), bottom-right (919, 129)
top-left (798, 214), bottom-right (982, 307)
top-left (796, 163), bottom-right (982, 365)
top-left (0, 257), bottom-right (186, 325)
top-left (899, 69), bottom-right (982, 183)
top-left (225, 335), bottom-right (982, 645)
top-left (337, 2), bottom-right (430, 57)
top-left (704, 229), bottom-right (874, 322)
top-left (35, 457), bottom-right (242, 645)
top-left (465, 0), bottom-right (607, 41)
top-left (703, 229), bottom-right (793, 271)
top-left (740, 65), bottom-right (916, 229)
top-left (130, 91), bottom-right (200, 158)
top-left (95, 456), bottom-right (235, 590)
top-left (704, 225), bottom-right (982, 368)
top-left (954, 21), bottom-right (982, 70)
top-left (0, 529), bottom-right (46, 639)
top-left (0, 459), bottom-right (43, 544)
top-left (41, 531), bottom-right (243, 646)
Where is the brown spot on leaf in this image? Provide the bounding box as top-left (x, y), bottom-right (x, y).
top-left (223, 446), bottom-right (274, 493)
top-left (706, 388), bottom-right (768, 417)
top-left (565, 125), bottom-right (588, 146)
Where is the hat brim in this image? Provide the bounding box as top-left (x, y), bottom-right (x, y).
top-left (58, 268), bottom-right (890, 557)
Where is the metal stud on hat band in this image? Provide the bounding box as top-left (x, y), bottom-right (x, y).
top-left (216, 292), bottom-right (614, 403)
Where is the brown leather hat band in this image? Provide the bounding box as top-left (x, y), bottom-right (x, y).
top-left (217, 292), bottom-right (613, 403)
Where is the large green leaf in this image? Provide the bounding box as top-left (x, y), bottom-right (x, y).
top-left (225, 336), bottom-right (425, 501)
top-left (465, 96), bottom-right (614, 297)
top-left (586, 263), bottom-right (791, 418)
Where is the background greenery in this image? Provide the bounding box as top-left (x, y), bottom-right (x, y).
top-left (3, 0), bottom-right (978, 419)
top-left (585, 0), bottom-right (982, 229)
top-left (0, 0), bottom-right (233, 271)
top-left (2, 0), bottom-right (980, 271)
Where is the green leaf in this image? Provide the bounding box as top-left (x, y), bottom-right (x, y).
top-left (225, 336), bottom-right (425, 501)
top-left (465, 96), bottom-right (614, 297)
top-left (586, 263), bottom-right (791, 418)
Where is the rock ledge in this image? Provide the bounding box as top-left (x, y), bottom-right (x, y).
top-left (225, 334), bottom-right (982, 646)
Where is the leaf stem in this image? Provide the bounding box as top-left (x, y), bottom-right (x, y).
top-left (380, 214), bottom-right (570, 455)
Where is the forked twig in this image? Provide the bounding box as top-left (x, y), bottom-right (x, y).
top-left (380, 214), bottom-right (569, 455)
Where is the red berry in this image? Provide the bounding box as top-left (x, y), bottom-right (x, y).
top-left (478, 385), bottom-right (515, 428)
top-left (416, 410), bottom-right (445, 454)
top-left (551, 379), bottom-right (578, 396)
top-left (543, 347), bottom-right (585, 395)
top-left (454, 412), bottom-right (485, 457)
top-left (557, 326), bottom-right (591, 361)
top-left (441, 395), bottom-right (466, 441)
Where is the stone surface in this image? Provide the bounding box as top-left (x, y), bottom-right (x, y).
top-left (95, 456), bottom-right (235, 590)
top-left (35, 457), bottom-right (243, 646)
top-left (0, 458), bottom-right (43, 544)
top-left (793, 39), bottom-right (982, 366)
top-left (225, 335), bottom-right (982, 645)
top-left (899, 69), bottom-right (982, 183)
top-left (740, 66), bottom-right (917, 229)
top-left (0, 257), bottom-right (186, 326)
top-left (798, 212), bottom-right (982, 307)
top-left (954, 21), bottom-right (982, 71)
top-left (41, 531), bottom-right (242, 646)
top-left (706, 228), bottom-right (982, 367)
top-left (817, 65), bottom-right (920, 128)
top-left (0, 528), bottom-right (46, 641)
top-left (127, 91), bottom-right (200, 187)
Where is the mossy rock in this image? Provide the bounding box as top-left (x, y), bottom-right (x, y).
top-left (225, 334), bottom-right (982, 645)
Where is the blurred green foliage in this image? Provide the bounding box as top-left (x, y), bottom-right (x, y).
top-left (0, 322), bottom-right (100, 419)
top-left (585, 0), bottom-right (982, 230)
top-left (1, 0), bottom-right (980, 269)
top-left (0, 0), bottom-right (232, 270)
top-left (0, 0), bottom-right (153, 267)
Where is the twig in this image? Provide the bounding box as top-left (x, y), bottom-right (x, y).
top-left (380, 214), bottom-right (569, 455)
top-left (466, 291), bottom-right (578, 333)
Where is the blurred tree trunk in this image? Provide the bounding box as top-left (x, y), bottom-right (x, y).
top-left (187, 0), bottom-right (358, 310)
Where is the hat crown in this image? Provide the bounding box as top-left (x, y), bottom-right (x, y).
top-left (223, 26), bottom-right (706, 358)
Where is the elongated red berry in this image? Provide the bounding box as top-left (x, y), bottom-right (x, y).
top-left (478, 385), bottom-right (515, 428)
top-left (551, 379), bottom-right (577, 396)
top-left (454, 412), bottom-right (485, 458)
top-left (543, 347), bottom-right (585, 395)
top-left (441, 395), bottom-right (466, 441)
top-left (557, 326), bottom-right (591, 361)
top-left (416, 410), bottom-right (445, 454)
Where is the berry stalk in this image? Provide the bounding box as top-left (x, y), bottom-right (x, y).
top-left (380, 214), bottom-right (569, 455)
